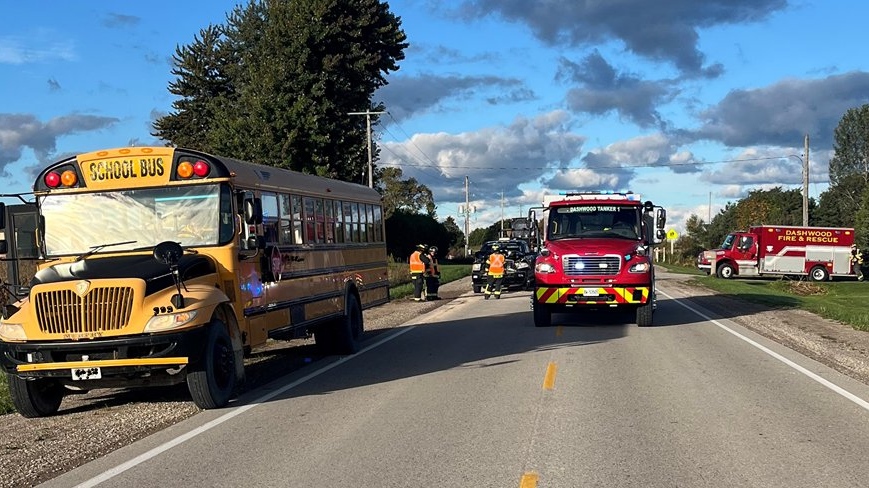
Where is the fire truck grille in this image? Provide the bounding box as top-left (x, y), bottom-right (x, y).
top-left (563, 256), bottom-right (621, 276)
top-left (34, 287), bottom-right (135, 334)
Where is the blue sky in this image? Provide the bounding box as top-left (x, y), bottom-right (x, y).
top-left (2, 0), bottom-right (869, 236)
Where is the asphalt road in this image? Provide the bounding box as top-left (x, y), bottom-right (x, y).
top-left (41, 272), bottom-right (869, 487)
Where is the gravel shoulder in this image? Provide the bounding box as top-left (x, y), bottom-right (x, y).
top-left (3, 274), bottom-right (869, 487)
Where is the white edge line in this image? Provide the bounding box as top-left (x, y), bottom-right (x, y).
top-left (73, 325), bottom-right (416, 488)
top-left (658, 289), bottom-right (869, 412)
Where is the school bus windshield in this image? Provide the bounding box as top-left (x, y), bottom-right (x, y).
top-left (41, 184), bottom-right (233, 256)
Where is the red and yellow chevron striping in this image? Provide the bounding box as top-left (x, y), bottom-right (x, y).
top-left (535, 286), bottom-right (649, 305)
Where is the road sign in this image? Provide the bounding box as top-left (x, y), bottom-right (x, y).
top-left (666, 229), bottom-right (679, 240)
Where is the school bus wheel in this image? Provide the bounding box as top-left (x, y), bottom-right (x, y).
top-left (7, 374), bottom-right (65, 418)
top-left (316, 293), bottom-right (363, 355)
top-left (187, 321), bottom-right (236, 409)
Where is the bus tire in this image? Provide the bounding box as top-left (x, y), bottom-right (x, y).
top-left (809, 266), bottom-right (829, 282)
top-left (334, 294), bottom-right (363, 355)
top-left (473, 284), bottom-right (482, 294)
top-left (187, 321), bottom-right (236, 410)
top-left (532, 301), bottom-right (551, 327)
top-left (716, 263), bottom-right (735, 279)
top-left (8, 374), bottom-right (64, 418)
top-left (636, 301), bottom-right (654, 327)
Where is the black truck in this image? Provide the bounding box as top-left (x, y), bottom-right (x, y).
top-left (471, 238), bottom-right (536, 293)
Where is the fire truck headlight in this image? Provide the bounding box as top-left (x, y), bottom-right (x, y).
top-left (144, 310), bottom-right (199, 332)
top-left (472, 263), bottom-right (482, 271)
top-left (629, 262), bottom-right (650, 273)
top-left (0, 321), bottom-right (27, 342)
top-left (536, 262), bottom-right (556, 274)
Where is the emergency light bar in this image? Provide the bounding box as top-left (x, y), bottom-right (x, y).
top-left (543, 191), bottom-right (641, 206)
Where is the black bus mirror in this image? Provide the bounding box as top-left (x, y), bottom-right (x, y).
top-left (0, 240), bottom-right (6, 255)
top-left (243, 197), bottom-right (264, 225)
top-left (0, 202), bottom-right (6, 230)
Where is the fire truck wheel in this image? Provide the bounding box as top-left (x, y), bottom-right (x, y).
top-left (716, 263), bottom-right (735, 279)
top-left (8, 374), bottom-right (64, 418)
top-left (809, 266), bottom-right (830, 282)
top-left (636, 301), bottom-right (654, 327)
top-left (533, 302), bottom-right (551, 327)
top-left (187, 321), bottom-right (236, 410)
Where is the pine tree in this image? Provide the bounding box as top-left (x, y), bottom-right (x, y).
top-left (153, 0), bottom-right (407, 183)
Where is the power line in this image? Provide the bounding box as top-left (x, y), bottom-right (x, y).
top-left (377, 155), bottom-right (817, 171)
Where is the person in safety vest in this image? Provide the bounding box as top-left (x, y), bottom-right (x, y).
top-left (484, 244), bottom-right (506, 299)
top-left (852, 244), bottom-right (865, 281)
top-left (409, 243), bottom-right (431, 301)
top-left (425, 246), bottom-right (441, 300)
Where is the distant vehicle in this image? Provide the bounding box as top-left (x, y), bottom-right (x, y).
top-left (471, 238), bottom-right (536, 293)
top-left (704, 225), bottom-right (856, 281)
top-left (530, 191), bottom-right (666, 327)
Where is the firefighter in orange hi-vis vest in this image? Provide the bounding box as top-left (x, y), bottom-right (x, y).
top-left (409, 243), bottom-right (431, 301)
top-left (484, 244), bottom-right (506, 299)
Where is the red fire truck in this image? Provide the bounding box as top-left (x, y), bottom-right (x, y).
top-left (530, 192), bottom-right (666, 327)
top-left (705, 225), bottom-right (856, 281)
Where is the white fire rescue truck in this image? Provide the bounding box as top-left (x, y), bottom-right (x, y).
top-left (705, 225), bottom-right (856, 281)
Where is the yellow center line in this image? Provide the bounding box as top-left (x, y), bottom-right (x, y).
top-left (519, 471), bottom-right (539, 488)
top-left (543, 361), bottom-right (557, 390)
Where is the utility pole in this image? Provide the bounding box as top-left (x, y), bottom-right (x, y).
top-left (464, 176), bottom-right (471, 256)
top-left (708, 191), bottom-right (712, 223)
top-left (348, 110), bottom-right (385, 188)
top-left (500, 192), bottom-right (505, 237)
top-left (803, 133), bottom-right (810, 226)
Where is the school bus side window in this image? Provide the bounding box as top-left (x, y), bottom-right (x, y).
top-left (304, 197), bottom-right (316, 244)
top-left (359, 204), bottom-right (369, 243)
top-left (261, 192), bottom-right (279, 244)
top-left (333, 200), bottom-right (344, 243)
top-left (279, 193), bottom-right (293, 244)
top-left (218, 184), bottom-right (235, 244)
top-left (373, 205), bottom-right (383, 242)
top-left (292, 195), bottom-right (303, 244)
top-left (314, 198), bottom-right (325, 244)
top-left (324, 198), bottom-right (335, 243)
top-left (343, 201), bottom-right (355, 242)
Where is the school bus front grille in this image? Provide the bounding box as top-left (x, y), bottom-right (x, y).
top-left (34, 287), bottom-right (135, 334)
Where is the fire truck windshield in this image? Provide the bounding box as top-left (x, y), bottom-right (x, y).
top-left (549, 205), bottom-right (640, 240)
top-left (720, 233), bottom-right (737, 250)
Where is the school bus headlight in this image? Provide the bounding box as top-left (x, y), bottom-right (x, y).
top-left (0, 322), bottom-right (27, 342)
top-left (472, 263), bottom-right (482, 271)
top-left (144, 310), bottom-right (199, 332)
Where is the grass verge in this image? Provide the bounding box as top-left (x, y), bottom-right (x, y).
top-left (669, 268), bottom-right (869, 332)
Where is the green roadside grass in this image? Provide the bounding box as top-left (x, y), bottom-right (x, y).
top-left (387, 263), bottom-right (471, 300)
top-left (0, 263), bottom-right (473, 415)
top-left (659, 262), bottom-right (869, 332)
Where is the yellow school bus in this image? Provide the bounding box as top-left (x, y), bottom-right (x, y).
top-left (0, 146), bottom-right (389, 417)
